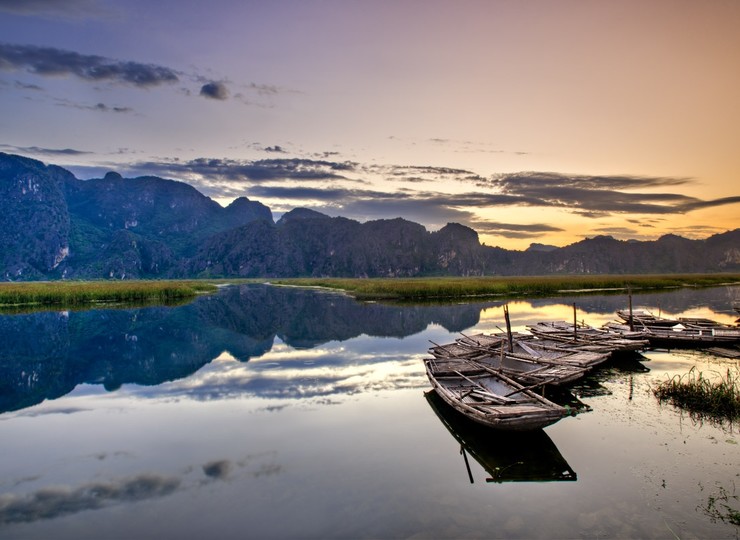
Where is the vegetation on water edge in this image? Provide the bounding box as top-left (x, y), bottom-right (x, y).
top-left (700, 483), bottom-right (740, 527)
top-left (271, 274), bottom-right (740, 301)
top-left (652, 366), bottom-right (740, 425)
top-left (1, 273), bottom-right (738, 309)
top-left (0, 280), bottom-right (218, 309)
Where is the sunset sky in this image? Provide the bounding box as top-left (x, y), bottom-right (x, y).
top-left (1, 0), bottom-right (739, 249)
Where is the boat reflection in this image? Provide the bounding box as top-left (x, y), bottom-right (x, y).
top-left (425, 390), bottom-right (577, 483)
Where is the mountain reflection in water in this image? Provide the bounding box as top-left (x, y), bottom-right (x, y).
top-left (0, 284), bottom-right (489, 414)
top-left (425, 390), bottom-right (577, 483)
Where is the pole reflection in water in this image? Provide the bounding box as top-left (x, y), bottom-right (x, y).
top-left (424, 390), bottom-right (577, 484)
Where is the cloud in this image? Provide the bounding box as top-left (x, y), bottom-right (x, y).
top-left (380, 164), bottom-right (486, 184)
top-left (0, 42), bottom-right (179, 87)
top-left (264, 145), bottom-right (286, 153)
top-left (248, 185), bottom-right (479, 225)
top-left (200, 81), bottom-right (229, 100)
top-left (54, 98), bottom-right (134, 113)
top-left (592, 226), bottom-right (639, 236)
top-left (247, 82), bottom-right (281, 96)
top-left (127, 157), bottom-right (358, 183)
top-left (470, 221), bottom-right (565, 239)
top-left (0, 144), bottom-right (91, 156)
top-left (677, 195), bottom-right (740, 212)
top-left (484, 171), bottom-right (730, 215)
top-left (14, 80), bottom-right (43, 91)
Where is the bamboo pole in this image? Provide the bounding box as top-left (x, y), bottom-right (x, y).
top-left (503, 304), bottom-right (513, 353)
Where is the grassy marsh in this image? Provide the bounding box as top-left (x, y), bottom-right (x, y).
top-left (271, 274), bottom-right (740, 301)
top-left (0, 280), bottom-right (218, 311)
top-left (1, 274), bottom-right (739, 310)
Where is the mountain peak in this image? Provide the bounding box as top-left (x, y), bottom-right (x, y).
top-left (103, 171), bottom-right (123, 181)
top-left (526, 242), bottom-right (558, 252)
top-left (277, 207), bottom-right (329, 226)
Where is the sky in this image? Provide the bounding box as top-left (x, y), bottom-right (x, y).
top-left (1, 0), bottom-right (739, 250)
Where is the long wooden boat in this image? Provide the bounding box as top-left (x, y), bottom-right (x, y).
top-left (527, 320), bottom-right (648, 352)
top-left (616, 309), bottom-right (737, 330)
top-left (604, 320), bottom-right (740, 347)
top-left (425, 390), bottom-right (577, 483)
top-left (423, 355), bottom-right (569, 431)
top-left (429, 337), bottom-right (588, 386)
top-left (455, 332), bottom-right (610, 369)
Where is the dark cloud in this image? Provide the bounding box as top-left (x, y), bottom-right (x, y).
top-left (54, 98), bottom-right (133, 113)
top-left (264, 145), bottom-right (286, 153)
top-left (0, 474), bottom-right (180, 524)
top-left (471, 221), bottom-right (564, 234)
top-left (249, 185), bottom-right (477, 225)
top-left (677, 195), bottom-right (740, 212)
top-left (200, 81), bottom-right (229, 100)
top-left (0, 144), bottom-right (91, 156)
top-left (249, 185), bottom-right (353, 201)
top-left (100, 103), bottom-right (132, 113)
top-left (482, 171), bottom-right (721, 215)
top-left (0, 42), bottom-right (179, 87)
top-left (492, 171), bottom-right (691, 191)
top-left (127, 157), bottom-right (358, 183)
top-left (385, 164), bottom-right (483, 179)
top-left (466, 220), bottom-right (565, 240)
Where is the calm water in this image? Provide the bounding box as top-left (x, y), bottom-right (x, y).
top-left (1, 284), bottom-right (739, 539)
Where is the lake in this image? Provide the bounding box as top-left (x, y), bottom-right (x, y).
top-left (1, 284), bottom-right (739, 539)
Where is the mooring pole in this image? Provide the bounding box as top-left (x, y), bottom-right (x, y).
top-left (628, 286), bottom-right (634, 331)
top-left (503, 304), bottom-right (514, 353)
top-left (573, 302), bottom-right (577, 341)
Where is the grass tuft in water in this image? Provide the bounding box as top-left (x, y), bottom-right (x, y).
top-left (699, 483), bottom-right (740, 527)
top-left (652, 366), bottom-right (740, 424)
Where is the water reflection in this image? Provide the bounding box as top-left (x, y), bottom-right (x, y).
top-left (0, 284), bottom-right (489, 414)
top-left (0, 451), bottom-right (282, 526)
top-left (425, 390), bottom-right (577, 483)
top-left (1, 284), bottom-right (737, 416)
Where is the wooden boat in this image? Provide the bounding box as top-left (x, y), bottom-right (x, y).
top-left (527, 320), bottom-right (648, 353)
top-left (604, 320), bottom-right (740, 347)
top-left (423, 355), bottom-right (569, 431)
top-left (455, 332), bottom-right (610, 369)
top-left (616, 309), bottom-right (736, 330)
top-left (609, 307), bottom-right (740, 346)
top-left (425, 390), bottom-right (577, 483)
top-left (429, 337), bottom-right (588, 386)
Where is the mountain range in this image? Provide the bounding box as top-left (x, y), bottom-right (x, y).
top-left (2, 152), bottom-right (739, 280)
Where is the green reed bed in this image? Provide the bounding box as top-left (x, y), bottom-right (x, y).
top-left (272, 274), bottom-right (740, 301)
top-left (0, 280), bottom-right (218, 309)
top-left (653, 366), bottom-right (740, 424)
